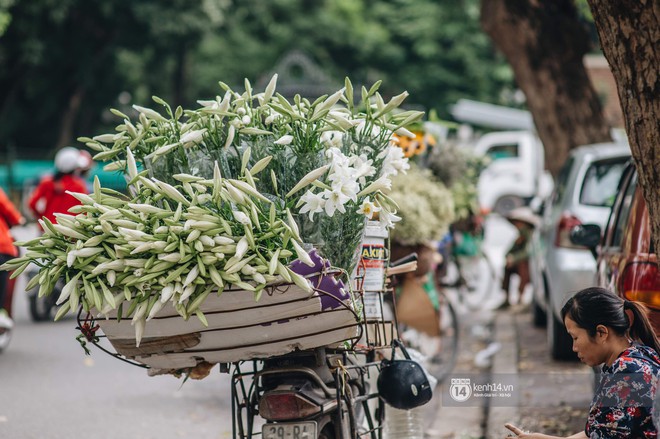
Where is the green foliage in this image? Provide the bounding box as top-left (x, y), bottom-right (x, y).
top-left (0, 0), bottom-right (513, 158)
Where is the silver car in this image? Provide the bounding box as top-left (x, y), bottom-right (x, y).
top-left (529, 142), bottom-right (630, 360)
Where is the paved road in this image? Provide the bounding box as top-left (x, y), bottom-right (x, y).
top-left (1, 216), bottom-right (587, 439)
top-left (1, 225), bottom-right (234, 439)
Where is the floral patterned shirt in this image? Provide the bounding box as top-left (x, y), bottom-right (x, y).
top-left (587, 344), bottom-right (660, 438)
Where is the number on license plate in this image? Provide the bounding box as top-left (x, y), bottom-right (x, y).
top-left (262, 421), bottom-right (317, 439)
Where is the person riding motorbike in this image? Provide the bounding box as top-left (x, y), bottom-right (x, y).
top-left (28, 147), bottom-right (89, 225)
top-left (0, 187), bottom-right (24, 350)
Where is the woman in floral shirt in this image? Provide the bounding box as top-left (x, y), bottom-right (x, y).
top-left (504, 287), bottom-right (660, 439)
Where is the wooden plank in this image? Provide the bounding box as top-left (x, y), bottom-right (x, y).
top-left (108, 333), bottom-right (201, 357)
top-left (131, 326), bottom-right (360, 369)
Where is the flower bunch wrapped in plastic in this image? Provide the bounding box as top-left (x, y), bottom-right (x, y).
top-left (80, 76), bottom-right (422, 272)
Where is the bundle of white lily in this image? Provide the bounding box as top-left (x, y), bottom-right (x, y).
top-left (1, 150), bottom-right (314, 346)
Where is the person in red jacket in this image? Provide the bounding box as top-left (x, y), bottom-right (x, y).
top-left (28, 147), bottom-right (88, 225)
top-left (0, 188), bottom-right (24, 319)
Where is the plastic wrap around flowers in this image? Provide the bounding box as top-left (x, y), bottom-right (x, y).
top-left (79, 76), bottom-right (421, 273)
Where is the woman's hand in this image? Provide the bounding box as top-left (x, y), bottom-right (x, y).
top-left (504, 423), bottom-right (579, 439)
top-left (504, 423), bottom-right (537, 438)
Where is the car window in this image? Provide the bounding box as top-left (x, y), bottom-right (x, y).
top-left (580, 159), bottom-right (627, 207)
top-left (485, 143), bottom-right (518, 161)
top-left (611, 171), bottom-right (637, 248)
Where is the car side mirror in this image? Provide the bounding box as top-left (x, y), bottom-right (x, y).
top-left (570, 224), bottom-right (601, 259)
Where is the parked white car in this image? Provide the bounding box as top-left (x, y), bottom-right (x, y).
top-left (529, 141), bottom-right (630, 360)
top-left (475, 131), bottom-right (553, 215)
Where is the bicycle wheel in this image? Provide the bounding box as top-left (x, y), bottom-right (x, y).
top-left (446, 250), bottom-right (498, 310)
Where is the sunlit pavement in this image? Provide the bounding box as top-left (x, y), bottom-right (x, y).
top-left (2, 224), bottom-right (234, 439)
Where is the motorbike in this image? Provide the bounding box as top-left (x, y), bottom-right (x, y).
top-left (26, 267), bottom-right (62, 322)
top-left (231, 348), bottom-right (382, 439)
top-left (228, 253), bottom-right (429, 439)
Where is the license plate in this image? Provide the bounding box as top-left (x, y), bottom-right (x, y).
top-left (262, 421), bottom-right (317, 439)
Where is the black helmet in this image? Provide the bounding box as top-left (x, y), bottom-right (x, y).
top-left (377, 340), bottom-right (432, 410)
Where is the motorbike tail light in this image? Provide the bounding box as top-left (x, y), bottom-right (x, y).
top-left (554, 213), bottom-right (585, 249)
top-left (622, 262), bottom-right (660, 310)
top-left (258, 392), bottom-right (321, 421)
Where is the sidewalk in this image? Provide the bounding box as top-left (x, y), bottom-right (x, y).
top-left (423, 307), bottom-right (498, 438)
top-left (485, 310), bottom-right (520, 439)
top-left (422, 307), bottom-right (520, 438)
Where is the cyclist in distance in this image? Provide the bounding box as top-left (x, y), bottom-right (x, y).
top-left (28, 147), bottom-right (89, 226)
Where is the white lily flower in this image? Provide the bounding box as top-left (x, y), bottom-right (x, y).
top-left (291, 239), bottom-right (315, 267)
top-left (381, 146), bottom-right (410, 177)
top-left (126, 147), bottom-right (139, 183)
top-left (147, 300), bottom-right (165, 321)
top-left (56, 273), bottom-right (82, 305)
top-left (274, 135), bottom-right (293, 145)
top-left (331, 176), bottom-right (359, 203)
top-left (263, 74), bottom-right (278, 103)
top-left (357, 197), bottom-right (382, 220)
top-left (183, 265), bottom-right (200, 287)
top-left (148, 142), bottom-right (179, 158)
top-left (286, 165), bottom-right (330, 197)
top-left (160, 285), bottom-right (175, 303)
top-left (265, 112), bottom-right (280, 125)
top-left (233, 210), bottom-right (252, 226)
top-left (93, 134), bottom-right (117, 143)
top-left (357, 176), bottom-right (392, 197)
top-left (395, 126), bottom-right (416, 138)
top-left (235, 236), bottom-right (249, 260)
top-left (320, 131), bottom-right (344, 148)
top-left (299, 190), bottom-right (326, 220)
top-left (180, 128), bottom-right (207, 146)
top-left (132, 105), bottom-right (167, 122)
top-left (323, 189), bottom-right (350, 217)
top-left (379, 208), bottom-right (402, 228)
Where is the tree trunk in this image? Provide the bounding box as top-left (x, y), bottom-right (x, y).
top-left (56, 85), bottom-right (86, 149)
top-left (587, 0), bottom-right (660, 256)
top-left (481, 0), bottom-right (612, 176)
top-left (173, 43), bottom-right (189, 109)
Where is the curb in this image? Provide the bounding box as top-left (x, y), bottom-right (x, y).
top-left (485, 311), bottom-right (520, 438)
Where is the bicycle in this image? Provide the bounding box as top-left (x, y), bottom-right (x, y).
top-left (438, 218), bottom-right (499, 311)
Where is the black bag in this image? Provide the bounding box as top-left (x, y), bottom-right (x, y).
top-left (377, 339), bottom-right (433, 410)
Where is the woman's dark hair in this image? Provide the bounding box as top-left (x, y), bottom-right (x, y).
top-left (561, 287), bottom-right (660, 353)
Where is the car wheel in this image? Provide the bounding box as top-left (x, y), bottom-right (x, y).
top-left (532, 274), bottom-right (549, 328)
top-left (547, 307), bottom-right (577, 361)
top-left (494, 195), bottom-right (524, 216)
top-left (532, 294), bottom-right (546, 328)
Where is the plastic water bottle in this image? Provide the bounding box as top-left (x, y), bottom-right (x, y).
top-left (384, 406), bottom-right (424, 439)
